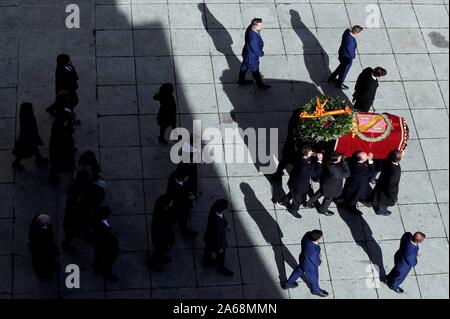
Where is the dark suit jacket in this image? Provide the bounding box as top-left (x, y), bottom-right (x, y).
top-left (242, 25), bottom-right (264, 71)
top-left (299, 232), bottom-right (321, 274)
top-left (203, 210), bottom-right (228, 252)
top-left (353, 67), bottom-right (379, 112)
top-left (167, 172), bottom-right (193, 211)
top-left (320, 160), bottom-right (350, 198)
top-left (55, 65), bottom-right (79, 94)
top-left (338, 29), bottom-right (357, 60)
top-left (371, 161), bottom-right (401, 207)
top-left (288, 158), bottom-right (322, 195)
top-left (343, 159), bottom-right (375, 206)
top-left (394, 232), bottom-right (419, 271)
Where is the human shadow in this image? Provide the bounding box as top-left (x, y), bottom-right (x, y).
top-left (289, 10), bottom-right (352, 104)
top-left (240, 183), bottom-right (298, 286)
top-left (336, 205), bottom-right (387, 279)
top-left (200, 5), bottom-right (350, 198)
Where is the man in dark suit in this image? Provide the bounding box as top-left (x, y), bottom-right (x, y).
top-left (329, 25), bottom-right (363, 90)
top-left (239, 18), bottom-right (271, 89)
top-left (284, 230), bottom-right (329, 297)
top-left (370, 150), bottom-right (404, 216)
top-left (55, 54), bottom-right (79, 110)
top-left (203, 199), bottom-right (234, 276)
top-left (276, 146), bottom-right (323, 218)
top-left (272, 108), bottom-right (302, 178)
top-left (353, 67), bottom-right (387, 112)
top-left (145, 194), bottom-right (175, 272)
top-left (167, 167), bottom-right (198, 239)
top-left (341, 151), bottom-right (375, 215)
top-left (93, 206), bottom-right (119, 282)
top-left (385, 232), bottom-right (426, 293)
top-left (28, 213), bottom-right (57, 278)
top-left (306, 151), bottom-right (350, 216)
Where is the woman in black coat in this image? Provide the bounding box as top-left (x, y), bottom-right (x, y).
top-left (48, 108), bottom-right (76, 182)
top-left (12, 102), bottom-right (48, 171)
top-left (154, 83), bottom-right (177, 144)
top-left (29, 213), bottom-right (58, 278)
top-left (203, 199), bottom-right (234, 276)
top-left (55, 54), bottom-right (79, 109)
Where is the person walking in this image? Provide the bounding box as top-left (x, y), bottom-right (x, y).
top-left (328, 26), bottom-right (363, 90)
top-left (369, 150), bottom-right (404, 216)
top-left (276, 146), bottom-right (323, 218)
top-left (306, 151), bottom-right (350, 216)
top-left (12, 102), bottom-right (48, 171)
top-left (385, 232), bottom-right (426, 294)
top-left (284, 230), bottom-right (329, 297)
top-left (55, 54), bottom-right (79, 110)
top-left (239, 18), bottom-right (271, 89)
top-left (146, 194), bottom-right (176, 271)
top-left (28, 213), bottom-right (57, 278)
top-left (203, 199), bottom-right (234, 276)
top-left (353, 67), bottom-right (387, 112)
top-left (340, 152), bottom-right (375, 215)
top-left (93, 206), bottom-right (120, 282)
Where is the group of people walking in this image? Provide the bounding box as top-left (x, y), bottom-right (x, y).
top-left (14, 17), bottom-right (426, 297)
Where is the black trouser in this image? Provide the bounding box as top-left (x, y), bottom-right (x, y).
top-left (94, 250), bottom-right (117, 276)
top-left (239, 63), bottom-right (265, 87)
top-left (282, 191), bottom-right (304, 214)
top-left (151, 244), bottom-right (171, 264)
top-left (203, 246), bottom-right (226, 270)
top-left (308, 189), bottom-right (339, 213)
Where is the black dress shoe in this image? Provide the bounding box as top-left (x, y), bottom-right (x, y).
top-left (283, 282), bottom-right (299, 290)
top-left (319, 210), bottom-right (335, 216)
top-left (375, 210), bottom-right (392, 216)
top-left (336, 84), bottom-right (349, 90)
top-left (313, 290), bottom-right (329, 297)
top-left (218, 267), bottom-right (234, 277)
top-left (390, 287), bottom-right (404, 294)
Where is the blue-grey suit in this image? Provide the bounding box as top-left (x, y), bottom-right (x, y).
top-left (286, 232), bottom-right (322, 294)
top-left (241, 25), bottom-right (264, 73)
top-left (386, 232), bottom-right (420, 289)
top-left (330, 29), bottom-right (358, 86)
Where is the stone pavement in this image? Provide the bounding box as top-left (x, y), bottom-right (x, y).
top-left (0, 0), bottom-right (448, 299)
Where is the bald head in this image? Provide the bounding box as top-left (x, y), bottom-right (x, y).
top-left (356, 152), bottom-right (368, 163)
top-left (37, 214), bottom-right (51, 227)
top-left (412, 232), bottom-right (426, 244)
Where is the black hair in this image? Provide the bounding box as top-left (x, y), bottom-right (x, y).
top-left (310, 230), bottom-right (323, 242)
top-left (389, 150), bottom-right (403, 163)
top-left (373, 67), bottom-right (387, 78)
top-left (251, 18), bottom-right (263, 26)
top-left (329, 151), bottom-right (342, 163)
top-left (57, 54), bottom-right (70, 67)
top-left (351, 25), bottom-right (364, 33)
top-left (212, 199), bottom-right (229, 214)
